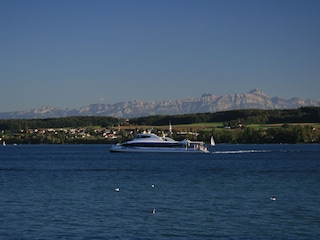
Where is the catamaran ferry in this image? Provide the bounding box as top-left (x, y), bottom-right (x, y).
top-left (110, 133), bottom-right (210, 153)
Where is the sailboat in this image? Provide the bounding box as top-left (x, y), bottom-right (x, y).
top-left (2, 141), bottom-right (6, 146)
top-left (210, 136), bottom-right (215, 147)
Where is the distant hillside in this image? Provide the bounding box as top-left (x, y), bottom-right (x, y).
top-left (1, 89), bottom-right (319, 119)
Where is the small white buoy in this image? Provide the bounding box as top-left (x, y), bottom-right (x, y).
top-left (270, 196), bottom-right (276, 201)
top-left (152, 208), bottom-right (156, 214)
top-left (115, 188), bottom-right (120, 192)
top-left (151, 184), bottom-right (155, 188)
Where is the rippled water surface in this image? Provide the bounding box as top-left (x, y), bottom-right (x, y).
top-left (1, 144), bottom-right (319, 239)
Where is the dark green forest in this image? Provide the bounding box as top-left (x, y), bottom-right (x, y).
top-left (0, 116), bottom-right (119, 131)
top-left (129, 107), bottom-right (320, 126)
top-left (0, 107), bottom-right (319, 144)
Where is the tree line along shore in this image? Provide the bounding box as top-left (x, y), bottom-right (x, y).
top-left (1, 107), bottom-right (319, 144)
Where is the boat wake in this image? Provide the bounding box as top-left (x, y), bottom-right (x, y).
top-left (213, 150), bottom-right (271, 154)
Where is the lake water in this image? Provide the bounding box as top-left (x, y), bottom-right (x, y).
top-left (0, 144), bottom-right (319, 239)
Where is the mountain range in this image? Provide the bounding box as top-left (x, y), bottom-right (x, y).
top-left (1, 89), bottom-right (319, 119)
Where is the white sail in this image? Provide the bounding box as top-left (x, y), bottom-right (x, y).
top-left (210, 136), bottom-right (215, 146)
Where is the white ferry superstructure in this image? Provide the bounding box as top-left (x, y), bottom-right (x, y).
top-left (110, 133), bottom-right (209, 153)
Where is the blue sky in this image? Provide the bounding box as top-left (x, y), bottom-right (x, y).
top-left (1, 0), bottom-right (319, 112)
